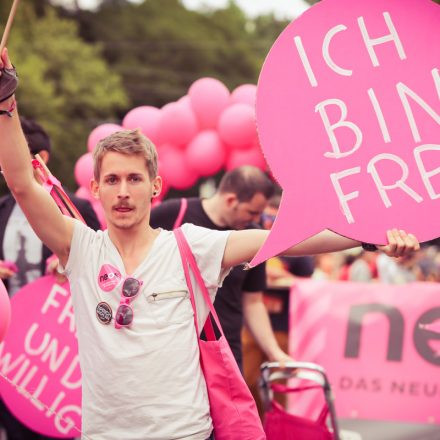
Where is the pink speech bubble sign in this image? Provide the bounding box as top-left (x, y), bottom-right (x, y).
top-left (251, 0), bottom-right (440, 266)
top-left (0, 277), bottom-right (81, 438)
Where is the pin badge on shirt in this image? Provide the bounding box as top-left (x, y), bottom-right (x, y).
top-left (96, 302), bottom-right (112, 325)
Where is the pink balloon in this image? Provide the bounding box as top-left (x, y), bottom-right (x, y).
top-left (159, 147), bottom-right (198, 190)
top-left (189, 78), bottom-right (230, 129)
top-left (74, 153), bottom-right (94, 189)
top-left (157, 142), bottom-right (178, 158)
top-left (0, 280), bottom-right (11, 342)
top-left (87, 123), bottom-right (123, 152)
top-left (178, 95), bottom-right (191, 106)
top-left (122, 106), bottom-right (162, 146)
top-left (218, 103), bottom-right (257, 149)
top-left (230, 84), bottom-right (257, 107)
top-left (159, 102), bottom-right (198, 147)
top-left (226, 145), bottom-right (267, 171)
top-left (185, 130), bottom-right (226, 177)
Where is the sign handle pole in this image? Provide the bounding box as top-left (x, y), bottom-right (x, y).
top-left (0, 0), bottom-right (21, 55)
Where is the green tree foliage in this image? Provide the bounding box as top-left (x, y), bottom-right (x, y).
top-left (73, 0), bottom-right (288, 108)
top-left (0, 2), bottom-right (127, 191)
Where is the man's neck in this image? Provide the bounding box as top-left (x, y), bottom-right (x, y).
top-left (107, 220), bottom-right (160, 275)
top-left (201, 195), bottom-right (228, 228)
top-left (107, 220), bottom-right (155, 257)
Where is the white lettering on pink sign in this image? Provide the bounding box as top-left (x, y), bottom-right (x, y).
top-left (0, 277), bottom-right (81, 437)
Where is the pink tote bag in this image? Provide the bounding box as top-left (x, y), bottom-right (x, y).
top-left (174, 228), bottom-right (266, 440)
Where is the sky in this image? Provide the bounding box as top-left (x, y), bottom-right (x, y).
top-left (57, 0), bottom-right (311, 19)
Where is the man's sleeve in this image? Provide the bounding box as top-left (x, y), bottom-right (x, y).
top-left (181, 223), bottom-right (231, 289)
top-left (62, 220), bottom-right (96, 278)
top-left (242, 262), bottom-right (267, 292)
top-left (150, 199), bottom-right (182, 230)
top-left (283, 256), bottom-right (315, 277)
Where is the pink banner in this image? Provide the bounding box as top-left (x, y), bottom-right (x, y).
top-left (289, 280), bottom-right (440, 424)
top-left (0, 276), bottom-right (81, 438)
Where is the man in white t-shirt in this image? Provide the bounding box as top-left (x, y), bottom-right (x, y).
top-left (0, 49), bottom-right (420, 440)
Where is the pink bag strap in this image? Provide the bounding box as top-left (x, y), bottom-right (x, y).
top-left (174, 228), bottom-right (223, 340)
top-left (316, 406), bottom-right (329, 426)
top-left (31, 158), bottom-right (86, 223)
top-left (173, 198), bottom-right (188, 229)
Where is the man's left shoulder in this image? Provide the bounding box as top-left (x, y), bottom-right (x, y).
top-left (180, 223), bottom-right (231, 248)
top-left (181, 222), bottom-right (217, 237)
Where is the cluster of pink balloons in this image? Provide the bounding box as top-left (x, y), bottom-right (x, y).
top-left (74, 78), bottom-right (266, 210)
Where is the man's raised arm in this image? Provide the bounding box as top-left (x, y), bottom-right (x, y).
top-left (0, 48), bottom-right (74, 266)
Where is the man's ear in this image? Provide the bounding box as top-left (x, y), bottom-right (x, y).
top-left (90, 179), bottom-right (100, 200)
top-left (224, 193), bottom-right (239, 208)
top-left (151, 176), bottom-right (163, 198)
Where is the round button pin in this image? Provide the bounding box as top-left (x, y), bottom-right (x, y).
top-left (96, 302), bottom-right (112, 325)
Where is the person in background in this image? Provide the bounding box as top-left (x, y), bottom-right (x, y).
top-left (376, 252), bottom-right (418, 284)
top-left (312, 253), bottom-right (344, 280)
top-left (377, 246), bottom-right (440, 284)
top-left (242, 192), bottom-right (315, 418)
top-left (347, 250), bottom-right (377, 282)
top-left (415, 251), bottom-right (440, 282)
top-left (0, 117), bottom-right (100, 440)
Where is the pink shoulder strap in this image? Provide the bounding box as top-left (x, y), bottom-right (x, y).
top-left (173, 198), bottom-right (188, 230)
top-left (174, 228), bottom-right (224, 340)
top-left (31, 158), bottom-right (86, 223)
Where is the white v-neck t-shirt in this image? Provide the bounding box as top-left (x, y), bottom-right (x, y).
top-left (64, 221), bottom-right (231, 440)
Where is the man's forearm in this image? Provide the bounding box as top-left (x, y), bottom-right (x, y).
top-left (0, 96), bottom-right (35, 193)
top-left (224, 229), bottom-right (360, 268)
top-left (243, 292), bottom-right (285, 361)
top-left (283, 229), bottom-right (361, 256)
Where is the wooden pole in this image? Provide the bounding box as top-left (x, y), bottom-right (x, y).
top-left (0, 0), bottom-right (20, 56)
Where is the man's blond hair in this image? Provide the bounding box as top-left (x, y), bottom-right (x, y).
top-left (92, 129), bottom-right (158, 181)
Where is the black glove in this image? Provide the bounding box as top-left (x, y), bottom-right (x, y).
top-left (0, 66), bottom-right (18, 103)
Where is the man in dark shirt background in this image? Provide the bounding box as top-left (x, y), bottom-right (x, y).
top-left (150, 166), bottom-right (294, 370)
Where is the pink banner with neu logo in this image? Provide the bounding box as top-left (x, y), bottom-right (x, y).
top-left (289, 280), bottom-right (440, 424)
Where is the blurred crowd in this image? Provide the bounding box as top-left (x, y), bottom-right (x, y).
top-left (313, 242), bottom-right (440, 284)
top-left (242, 193), bottom-right (440, 418)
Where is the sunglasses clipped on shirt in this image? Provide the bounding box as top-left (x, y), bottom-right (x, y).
top-left (114, 277), bottom-right (143, 329)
